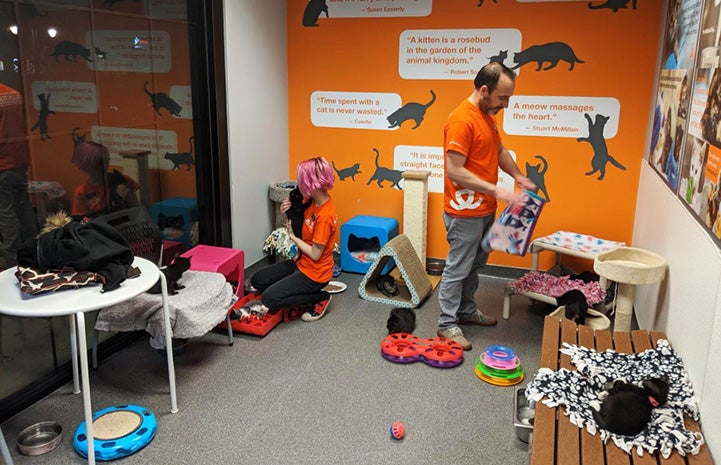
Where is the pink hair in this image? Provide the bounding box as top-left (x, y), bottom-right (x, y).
top-left (296, 156), bottom-right (335, 196)
top-left (72, 141), bottom-right (108, 173)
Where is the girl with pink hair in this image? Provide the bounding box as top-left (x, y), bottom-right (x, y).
top-left (71, 141), bottom-right (139, 218)
top-left (250, 156), bottom-right (338, 321)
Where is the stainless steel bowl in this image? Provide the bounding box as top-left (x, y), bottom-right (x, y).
top-left (16, 421), bottom-right (62, 456)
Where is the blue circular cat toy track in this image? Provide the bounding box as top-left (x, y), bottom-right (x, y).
top-left (73, 404), bottom-right (157, 461)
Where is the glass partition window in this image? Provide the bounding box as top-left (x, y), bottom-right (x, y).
top-left (0, 0), bottom-right (203, 414)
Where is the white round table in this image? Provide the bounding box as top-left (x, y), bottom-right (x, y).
top-left (0, 257), bottom-right (177, 465)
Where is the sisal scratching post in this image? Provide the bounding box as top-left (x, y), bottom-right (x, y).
top-left (402, 170), bottom-right (430, 266)
top-left (358, 234), bottom-right (432, 308)
top-left (120, 150), bottom-right (153, 207)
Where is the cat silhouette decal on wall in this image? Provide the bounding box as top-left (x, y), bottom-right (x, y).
top-left (144, 81), bottom-right (183, 117)
top-left (332, 160), bottom-right (362, 181)
top-left (387, 90), bottom-right (436, 129)
top-left (525, 155), bottom-right (550, 202)
top-left (51, 41), bottom-right (93, 62)
top-left (31, 93), bottom-right (55, 141)
top-left (487, 50), bottom-right (508, 65)
top-left (511, 42), bottom-right (584, 71)
top-left (72, 127), bottom-right (86, 148)
top-left (303, 0), bottom-right (329, 27)
top-left (367, 148), bottom-right (404, 189)
top-left (476, 0), bottom-right (499, 6)
top-left (165, 136), bottom-right (195, 171)
top-left (577, 113), bottom-right (626, 180)
top-left (588, 0), bottom-right (637, 12)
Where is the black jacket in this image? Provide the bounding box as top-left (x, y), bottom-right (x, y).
top-left (18, 221), bottom-right (133, 292)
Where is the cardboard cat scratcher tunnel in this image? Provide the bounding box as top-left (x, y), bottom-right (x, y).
top-left (358, 234), bottom-right (432, 308)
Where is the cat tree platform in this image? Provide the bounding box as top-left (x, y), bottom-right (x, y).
top-left (593, 246), bottom-right (667, 332)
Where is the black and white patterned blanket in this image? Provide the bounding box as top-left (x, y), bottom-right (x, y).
top-left (525, 340), bottom-right (704, 458)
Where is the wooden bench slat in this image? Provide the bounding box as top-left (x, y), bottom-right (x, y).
top-left (530, 316), bottom-right (562, 465)
top-left (558, 318), bottom-right (581, 465)
top-left (579, 325), bottom-right (606, 465)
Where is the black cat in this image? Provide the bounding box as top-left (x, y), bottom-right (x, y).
top-left (147, 254), bottom-right (191, 295)
top-left (51, 41), bottom-right (93, 62)
top-left (511, 42), bottom-right (584, 71)
top-left (525, 155), bottom-right (550, 202)
top-left (302, 0), bottom-right (329, 26)
top-left (157, 213), bottom-right (185, 231)
top-left (556, 289), bottom-right (588, 326)
top-left (387, 307), bottom-right (416, 334)
top-left (367, 148), bottom-right (404, 189)
top-left (286, 187), bottom-right (311, 238)
top-left (332, 161), bottom-right (361, 181)
top-left (72, 127), bottom-right (86, 148)
top-left (488, 50), bottom-right (508, 65)
top-left (95, 47), bottom-right (108, 61)
top-left (376, 274), bottom-right (399, 297)
top-left (30, 93), bottom-right (55, 141)
top-left (592, 377), bottom-right (669, 436)
top-left (476, 0), bottom-right (498, 6)
top-left (144, 81), bottom-right (183, 117)
top-left (107, 169), bottom-right (129, 210)
top-left (387, 90), bottom-right (436, 129)
top-left (588, 0), bottom-right (636, 12)
top-left (577, 113), bottom-right (626, 180)
top-left (165, 136), bottom-right (195, 171)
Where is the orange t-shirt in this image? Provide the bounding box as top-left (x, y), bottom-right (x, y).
top-left (0, 84), bottom-right (29, 171)
top-left (71, 172), bottom-right (140, 217)
top-left (296, 196), bottom-right (338, 283)
top-left (443, 99), bottom-right (501, 218)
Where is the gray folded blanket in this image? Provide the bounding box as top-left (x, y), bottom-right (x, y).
top-left (95, 270), bottom-right (233, 349)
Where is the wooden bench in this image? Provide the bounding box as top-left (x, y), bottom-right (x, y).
top-left (529, 315), bottom-right (714, 465)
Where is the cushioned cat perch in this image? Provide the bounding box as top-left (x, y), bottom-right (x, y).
top-left (358, 234), bottom-right (432, 308)
top-left (593, 246), bottom-right (667, 332)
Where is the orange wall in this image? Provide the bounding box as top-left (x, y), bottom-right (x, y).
top-left (287, 1), bottom-right (663, 270)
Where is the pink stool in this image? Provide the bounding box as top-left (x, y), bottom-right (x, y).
top-left (181, 245), bottom-right (245, 346)
top-left (181, 245), bottom-right (244, 297)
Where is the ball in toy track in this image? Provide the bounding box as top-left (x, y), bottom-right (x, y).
top-left (390, 421), bottom-right (405, 440)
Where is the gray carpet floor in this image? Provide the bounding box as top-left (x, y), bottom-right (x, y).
top-left (1, 269), bottom-right (555, 465)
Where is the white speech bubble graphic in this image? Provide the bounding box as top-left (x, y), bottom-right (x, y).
top-left (31, 81), bottom-right (98, 114)
top-left (399, 28), bottom-right (522, 80)
top-left (311, 91), bottom-right (402, 130)
top-left (503, 96), bottom-right (620, 138)
top-left (323, 0), bottom-right (431, 17)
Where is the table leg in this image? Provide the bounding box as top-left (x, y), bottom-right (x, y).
top-left (75, 312), bottom-right (96, 465)
top-left (158, 272), bottom-right (178, 414)
top-left (69, 314), bottom-right (80, 394)
top-left (0, 425), bottom-right (13, 465)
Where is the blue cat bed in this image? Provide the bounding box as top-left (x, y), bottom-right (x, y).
top-left (340, 215), bottom-right (398, 274)
top-left (358, 234), bottom-right (432, 308)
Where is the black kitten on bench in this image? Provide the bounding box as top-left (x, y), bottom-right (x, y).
top-left (591, 377), bottom-right (670, 436)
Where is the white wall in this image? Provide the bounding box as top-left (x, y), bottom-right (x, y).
top-left (223, 1), bottom-right (288, 265)
top-left (633, 162), bottom-right (721, 459)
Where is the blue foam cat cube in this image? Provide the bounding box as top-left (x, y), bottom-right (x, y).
top-left (340, 215), bottom-right (399, 274)
top-left (151, 197), bottom-right (197, 248)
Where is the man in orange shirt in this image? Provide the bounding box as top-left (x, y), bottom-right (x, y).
top-left (0, 83), bottom-right (37, 269)
top-left (438, 62), bottom-right (535, 350)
